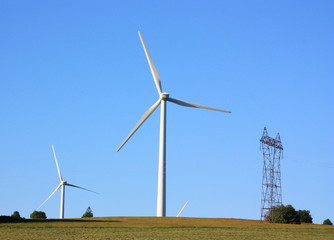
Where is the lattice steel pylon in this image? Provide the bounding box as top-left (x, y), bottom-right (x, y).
top-left (260, 127), bottom-right (283, 221)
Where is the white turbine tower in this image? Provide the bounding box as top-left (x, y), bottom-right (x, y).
top-left (117, 31), bottom-right (231, 217)
top-left (37, 144), bottom-right (97, 219)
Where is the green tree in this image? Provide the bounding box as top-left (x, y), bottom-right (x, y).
top-left (82, 206), bottom-right (93, 218)
top-left (11, 211), bottom-right (21, 218)
top-left (30, 211), bottom-right (47, 219)
top-left (297, 210), bottom-right (313, 223)
top-left (265, 205), bottom-right (301, 224)
top-left (323, 219), bottom-right (333, 225)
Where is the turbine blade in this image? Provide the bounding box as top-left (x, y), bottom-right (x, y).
top-left (176, 201), bottom-right (189, 217)
top-left (36, 184), bottom-right (61, 210)
top-left (138, 31), bottom-right (163, 94)
top-left (168, 97), bottom-right (231, 113)
top-left (52, 144), bottom-right (63, 181)
top-left (117, 99), bottom-right (161, 152)
top-left (66, 183), bottom-right (99, 194)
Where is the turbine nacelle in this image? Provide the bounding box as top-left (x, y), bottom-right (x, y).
top-left (160, 92), bottom-right (169, 101)
top-left (61, 180), bottom-right (68, 185)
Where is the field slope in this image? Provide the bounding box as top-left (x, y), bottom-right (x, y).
top-left (1, 217), bottom-right (333, 240)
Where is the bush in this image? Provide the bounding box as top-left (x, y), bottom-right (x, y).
top-left (323, 219), bottom-right (333, 225)
top-left (30, 211), bottom-right (47, 219)
top-left (82, 206), bottom-right (93, 218)
top-left (265, 205), bottom-right (301, 224)
top-left (297, 210), bottom-right (313, 223)
top-left (0, 216), bottom-right (24, 223)
top-left (11, 211), bottom-right (21, 218)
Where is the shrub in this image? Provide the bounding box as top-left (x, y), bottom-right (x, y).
top-left (297, 210), bottom-right (313, 223)
top-left (323, 219), bottom-right (333, 225)
top-left (265, 205), bottom-right (300, 224)
top-left (11, 211), bottom-right (21, 218)
top-left (30, 211), bottom-right (47, 219)
top-left (82, 206), bottom-right (93, 218)
top-left (0, 216), bottom-right (23, 223)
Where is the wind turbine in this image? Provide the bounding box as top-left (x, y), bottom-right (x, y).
top-left (37, 144), bottom-right (97, 219)
top-left (176, 201), bottom-right (189, 217)
top-left (117, 31), bottom-right (231, 217)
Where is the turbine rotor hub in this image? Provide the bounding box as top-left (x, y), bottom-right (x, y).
top-left (161, 92), bottom-right (169, 100)
top-left (61, 180), bottom-right (67, 185)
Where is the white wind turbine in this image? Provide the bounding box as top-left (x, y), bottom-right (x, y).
top-left (37, 144), bottom-right (97, 219)
top-left (117, 31), bottom-right (231, 217)
top-left (176, 201), bottom-right (189, 217)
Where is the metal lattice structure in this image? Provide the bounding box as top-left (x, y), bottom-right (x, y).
top-left (260, 127), bottom-right (283, 221)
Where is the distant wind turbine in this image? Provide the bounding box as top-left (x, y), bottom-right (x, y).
top-left (37, 144), bottom-right (97, 219)
top-left (117, 31), bottom-right (231, 217)
top-left (176, 201), bottom-right (189, 217)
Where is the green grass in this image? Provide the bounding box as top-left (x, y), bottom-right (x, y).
top-left (1, 217), bottom-right (333, 240)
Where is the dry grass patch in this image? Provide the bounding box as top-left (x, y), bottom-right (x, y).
top-left (0, 217), bottom-right (333, 240)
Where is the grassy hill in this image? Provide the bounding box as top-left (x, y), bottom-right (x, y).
top-left (1, 217), bottom-right (333, 239)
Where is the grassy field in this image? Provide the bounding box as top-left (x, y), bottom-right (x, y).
top-left (0, 217), bottom-right (333, 240)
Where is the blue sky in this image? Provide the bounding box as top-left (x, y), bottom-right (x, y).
top-left (0, 1), bottom-right (333, 224)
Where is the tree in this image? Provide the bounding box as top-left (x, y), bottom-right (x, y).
top-left (11, 211), bottom-right (21, 218)
top-left (30, 211), bottom-right (47, 219)
top-left (323, 219), bottom-right (333, 225)
top-left (297, 210), bottom-right (313, 223)
top-left (265, 205), bottom-right (301, 224)
top-left (82, 206), bottom-right (93, 218)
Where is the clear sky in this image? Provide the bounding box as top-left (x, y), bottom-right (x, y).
top-left (0, 1), bottom-right (333, 224)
